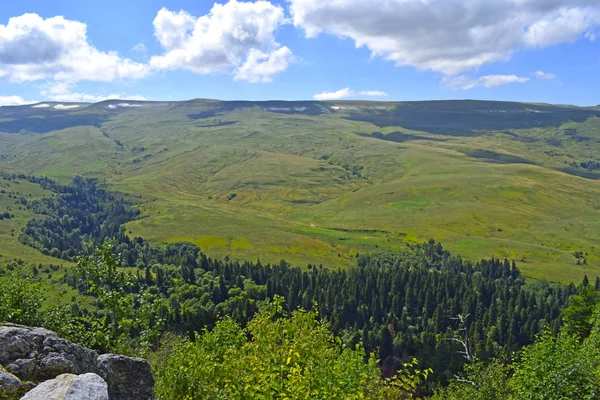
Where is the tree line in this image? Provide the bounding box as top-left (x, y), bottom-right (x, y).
top-left (7, 175), bottom-right (580, 385)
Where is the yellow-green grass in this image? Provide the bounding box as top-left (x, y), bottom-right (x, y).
top-left (125, 196), bottom-right (356, 268)
top-left (0, 178), bottom-right (65, 264)
top-left (0, 176), bottom-right (78, 308)
top-left (306, 145), bottom-right (600, 281)
top-left (121, 139), bottom-right (600, 282)
top-left (2, 106), bottom-right (600, 283)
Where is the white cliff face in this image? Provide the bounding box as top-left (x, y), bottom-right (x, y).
top-left (20, 373), bottom-right (109, 400)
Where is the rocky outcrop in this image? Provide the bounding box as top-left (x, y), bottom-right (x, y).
top-left (0, 324), bottom-right (96, 381)
top-left (0, 365), bottom-right (22, 395)
top-left (96, 355), bottom-right (155, 400)
top-left (0, 324), bottom-right (154, 400)
top-left (20, 373), bottom-right (108, 400)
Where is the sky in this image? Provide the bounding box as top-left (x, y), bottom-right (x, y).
top-left (0, 0), bottom-right (599, 106)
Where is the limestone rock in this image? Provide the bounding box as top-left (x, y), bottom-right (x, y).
top-left (0, 365), bottom-right (22, 394)
top-left (96, 354), bottom-right (155, 400)
top-left (0, 324), bottom-right (155, 399)
top-left (0, 323), bottom-right (97, 381)
top-left (20, 373), bottom-right (108, 400)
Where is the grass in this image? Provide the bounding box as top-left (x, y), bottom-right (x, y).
top-left (2, 100), bottom-right (600, 283)
top-left (0, 175), bottom-right (78, 308)
top-left (0, 177), bottom-right (61, 264)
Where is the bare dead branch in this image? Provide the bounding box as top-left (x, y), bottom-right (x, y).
top-left (453, 374), bottom-right (478, 388)
top-left (447, 313), bottom-right (476, 363)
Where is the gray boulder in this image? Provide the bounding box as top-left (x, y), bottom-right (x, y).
top-left (96, 354), bottom-right (155, 400)
top-left (0, 324), bottom-right (155, 400)
top-left (0, 365), bottom-right (22, 394)
top-left (0, 323), bottom-right (97, 380)
top-left (20, 373), bottom-right (108, 400)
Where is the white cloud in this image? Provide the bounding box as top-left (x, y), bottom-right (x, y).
top-left (234, 46), bottom-right (295, 82)
top-left (524, 7), bottom-right (597, 47)
top-left (150, 1), bottom-right (292, 82)
top-left (31, 103), bottom-right (50, 108)
top-left (441, 74), bottom-right (530, 90)
top-left (289, 0), bottom-right (600, 75)
top-left (535, 70), bottom-right (557, 79)
top-left (40, 81), bottom-right (147, 103)
top-left (479, 75), bottom-right (530, 88)
top-left (313, 88), bottom-right (354, 100)
top-left (51, 92), bottom-right (147, 103)
top-left (441, 76), bottom-right (479, 90)
top-left (0, 13), bottom-right (149, 84)
top-left (359, 90), bottom-right (388, 97)
top-left (132, 43), bottom-right (147, 53)
top-left (0, 95), bottom-right (34, 106)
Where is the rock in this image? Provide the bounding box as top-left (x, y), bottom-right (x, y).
top-left (20, 373), bottom-right (108, 400)
top-left (0, 365), bottom-right (22, 394)
top-left (96, 354), bottom-right (155, 400)
top-left (0, 324), bottom-right (155, 399)
top-left (0, 323), bottom-right (97, 381)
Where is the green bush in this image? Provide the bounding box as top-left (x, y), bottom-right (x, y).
top-left (431, 360), bottom-right (511, 400)
top-left (152, 296), bottom-right (430, 400)
top-left (510, 331), bottom-right (600, 400)
top-left (0, 270), bottom-right (42, 326)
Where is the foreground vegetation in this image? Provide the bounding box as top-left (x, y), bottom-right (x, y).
top-left (434, 281), bottom-right (600, 399)
top-left (152, 297), bottom-right (430, 399)
top-left (1, 242), bottom-right (598, 398)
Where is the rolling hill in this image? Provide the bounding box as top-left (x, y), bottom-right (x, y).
top-left (1, 98), bottom-right (600, 282)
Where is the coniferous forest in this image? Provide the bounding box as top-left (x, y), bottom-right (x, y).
top-left (2, 173), bottom-right (594, 398)
top-left (1, 1), bottom-right (600, 394)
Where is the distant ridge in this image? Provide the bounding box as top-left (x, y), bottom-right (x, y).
top-left (2, 98), bottom-right (595, 109)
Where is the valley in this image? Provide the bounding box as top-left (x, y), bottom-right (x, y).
top-left (1, 99), bottom-right (600, 282)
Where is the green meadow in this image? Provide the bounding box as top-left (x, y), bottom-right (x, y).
top-left (0, 177), bottom-right (61, 264)
top-left (2, 99), bottom-right (600, 282)
top-left (0, 175), bottom-right (78, 307)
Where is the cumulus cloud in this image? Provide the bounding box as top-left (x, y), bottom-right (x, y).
top-left (585, 30), bottom-right (598, 41)
top-left (51, 92), bottom-right (147, 103)
top-left (313, 88), bottom-right (354, 100)
top-left (0, 13), bottom-right (149, 83)
top-left (0, 95), bottom-right (34, 106)
top-left (359, 90), bottom-right (388, 97)
top-left (40, 82), bottom-right (147, 103)
top-left (150, 1), bottom-right (292, 82)
top-left (234, 46), bottom-right (295, 82)
top-left (132, 43), bottom-right (148, 53)
top-left (441, 74), bottom-right (530, 90)
top-left (289, 0), bottom-right (600, 75)
top-left (535, 70), bottom-right (557, 79)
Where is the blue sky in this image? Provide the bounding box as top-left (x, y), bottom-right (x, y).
top-left (0, 0), bottom-right (599, 106)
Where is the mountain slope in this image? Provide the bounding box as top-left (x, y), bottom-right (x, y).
top-left (1, 99), bottom-right (600, 282)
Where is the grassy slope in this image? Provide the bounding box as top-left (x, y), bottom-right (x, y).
top-left (0, 175), bottom-right (78, 308)
top-left (1, 100), bottom-right (600, 282)
top-left (0, 177), bottom-right (60, 264)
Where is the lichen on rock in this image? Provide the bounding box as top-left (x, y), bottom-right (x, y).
top-left (20, 373), bottom-right (108, 400)
top-left (0, 324), bottom-right (155, 400)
